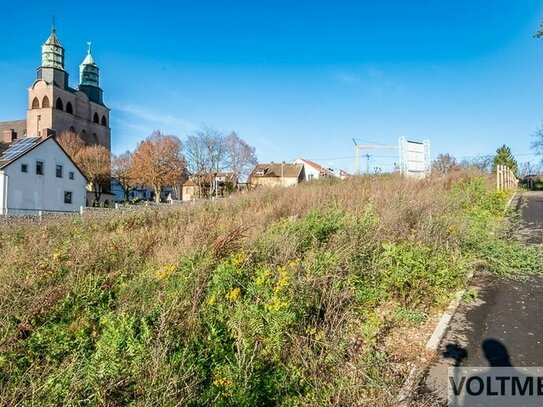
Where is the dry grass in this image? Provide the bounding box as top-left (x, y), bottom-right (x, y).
top-left (0, 172), bottom-right (505, 406)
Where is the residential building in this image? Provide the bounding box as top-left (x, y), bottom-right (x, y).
top-left (249, 162), bottom-right (305, 188)
top-left (182, 172), bottom-right (236, 201)
top-left (182, 179), bottom-right (197, 201)
top-left (0, 133), bottom-right (87, 215)
top-left (294, 158), bottom-right (334, 181)
top-left (331, 169), bottom-right (352, 180)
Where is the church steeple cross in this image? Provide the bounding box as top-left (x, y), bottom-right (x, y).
top-left (51, 14), bottom-right (57, 33)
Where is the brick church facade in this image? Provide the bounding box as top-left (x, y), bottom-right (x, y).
top-left (0, 27), bottom-right (111, 150)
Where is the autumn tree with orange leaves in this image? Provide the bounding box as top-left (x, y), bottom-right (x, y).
top-left (131, 131), bottom-right (185, 202)
top-left (57, 131), bottom-right (111, 205)
top-left (57, 131), bottom-right (86, 160)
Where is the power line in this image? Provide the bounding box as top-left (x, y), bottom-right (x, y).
top-left (352, 138), bottom-right (394, 147)
top-left (294, 152), bottom-right (540, 163)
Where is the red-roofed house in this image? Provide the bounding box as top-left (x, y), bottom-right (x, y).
top-left (294, 158), bottom-right (334, 181)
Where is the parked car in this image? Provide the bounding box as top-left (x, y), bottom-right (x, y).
top-left (521, 174), bottom-right (543, 190)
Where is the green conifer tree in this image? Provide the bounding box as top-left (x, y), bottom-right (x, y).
top-left (492, 145), bottom-right (518, 175)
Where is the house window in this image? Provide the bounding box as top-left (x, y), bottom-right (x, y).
top-left (36, 161), bottom-right (44, 175)
top-left (56, 164), bottom-right (63, 178)
top-left (64, 191), bottom-right (72, 204)
top-left (69, 171), bottom-right (74, 180)
top-left (21, 164), bottom-right (28, 173)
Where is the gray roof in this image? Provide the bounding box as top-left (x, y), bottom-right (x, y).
top-left (0, 136), bottom-right (89, 182)
top-left (0, 120), bottom-right (27, 138)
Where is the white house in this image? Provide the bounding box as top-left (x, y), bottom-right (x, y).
top-left (294, 158), bottom-right (334, 181)
top-left (0, 135), bottom-right (87, 215)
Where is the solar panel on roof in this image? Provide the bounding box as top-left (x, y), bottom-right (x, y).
top-left (0, 137), bottom-right (40, 162)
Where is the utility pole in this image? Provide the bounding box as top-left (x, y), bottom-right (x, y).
top-left (353, 138), bottom-right (397, 175)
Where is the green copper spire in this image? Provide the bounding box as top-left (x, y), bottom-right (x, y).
top-left (41, 27), bottom-right (64, 70)
top-left (79, 42), bottom-right (99, 87)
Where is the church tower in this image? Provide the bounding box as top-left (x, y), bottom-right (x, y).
top-left (79, 43), bottom-right (104, 105)
top-left (26, 27), bottom-right (111, 151)
top-left (37, 26), bottom-right (68, 89)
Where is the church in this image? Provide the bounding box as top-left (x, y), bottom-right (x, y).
top-left (0, 26), bottom-right (111, 150)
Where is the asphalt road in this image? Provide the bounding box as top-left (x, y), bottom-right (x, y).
top-left (418, 191), bottom-right (543, 405)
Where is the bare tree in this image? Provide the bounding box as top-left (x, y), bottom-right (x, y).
top-left (532, 125), bottom-right (543, 163)
top-left (225, 132), bottom-right (257, 187)
top-left (432, 153), bottom-right (459, 175)
top-left (112, 151), bottom-right (135, 202)
top-left (184, 134), bottom-right (207, 198)
top-left (185, 126), bottom-right (227, 198)
top-left (200, 125), bottom-right (227, 175)
top-left (57, 131), bottom-right (86, 161)
top-left (77, 145), bottom-right (111, 205)
top-left (460, 155), bottom-right (493, 173)
top-left (131, 131), bottom-right (185, 203)
top-left (519, 161), bottom-right (540, 177)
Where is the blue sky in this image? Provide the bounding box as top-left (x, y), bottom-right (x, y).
top-left (2, 1), bottom-right (543, 172)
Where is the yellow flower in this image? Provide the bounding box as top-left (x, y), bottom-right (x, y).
top-left (273, 276), bottom-right (289, 293)
top-left (52, 251), bottom-right (61, 260)
top-left (213, 377), bottom-right (233, 387)
top-left (208, 295), bottom-right (216, 306)
top-left (156, 264), bottom-right (177, 280)
top-left (287, 258), bottom-right (301, 268)
top-left (315, 330), bottom-right (325, 341)
top-left (266, 295), bottom-right (288, 311)
top-left (231, 252), bottom-right (246, 267)
top-left (226, 287), bottom-right (241, 301)
top-left (255, 268), bottom-right (270, 286)
top-left (273, 265), bottom-right (290, 293)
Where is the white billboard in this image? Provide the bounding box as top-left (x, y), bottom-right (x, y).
top-left (399, 137), bottom-right (431, 179)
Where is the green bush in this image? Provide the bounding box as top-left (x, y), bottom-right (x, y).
top-left (0, 173), bottom-right (539, 405)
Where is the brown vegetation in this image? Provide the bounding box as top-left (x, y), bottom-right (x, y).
top-left (0, 172), bottom-right (526, 405)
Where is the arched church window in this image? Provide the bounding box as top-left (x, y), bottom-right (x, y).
top-left (42, 96), bottom-right (50, 108)
top-left (69, 126), bottom-right (77, 135)
top-left (66, 102), bottom-right (73, 114)
top-left (56, 98), bottom-right (64, 111)
top-left (93, 113), bottom-right (99, 124)
top-left (31, 97), bottom-right (40, 109)
top-left (91, 133), bottom-right (99, 145)
top-left (101, 116), bottom-right (107, 126)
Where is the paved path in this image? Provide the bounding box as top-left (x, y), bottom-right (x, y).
top-left (417, 191), bottom-right (543, 405)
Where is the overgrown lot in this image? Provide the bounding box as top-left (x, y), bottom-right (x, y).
top-left (0, 173), bottom-right (540, 406)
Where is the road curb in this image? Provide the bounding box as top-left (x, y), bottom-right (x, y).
top-left (396, 190), bottom-right (518, 406)
top-left (396, 283), bottom-right (471, 406)
top-left (505, 191), bottom-right (518, 212)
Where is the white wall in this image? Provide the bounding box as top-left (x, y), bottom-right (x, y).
top-left (294, 159), bottom-right (321, 181)
top-left (0, 138), bottom-right (87, 214)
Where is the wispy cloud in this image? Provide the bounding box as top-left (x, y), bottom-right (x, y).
top-left (113, 118), bottom-right (152, 135)
top-left (112, 102), bottom-right (197, 133)
top-left (332, 66), bottom-right (403, 98)
top-left (333, 72), bottom-right (361, 84)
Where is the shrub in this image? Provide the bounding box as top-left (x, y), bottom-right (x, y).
top-left (0, 172), bottom-right (537, 405)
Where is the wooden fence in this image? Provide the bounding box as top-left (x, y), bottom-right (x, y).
top-left (496, 164), bottom-right (517, 191)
